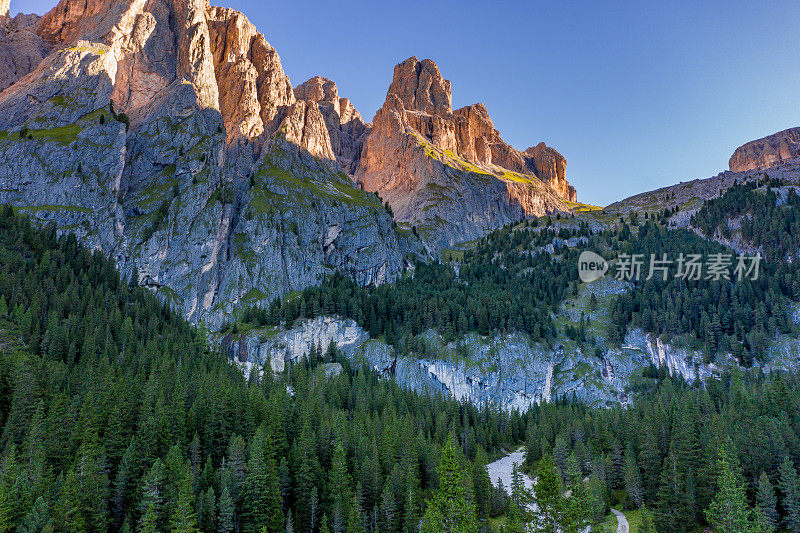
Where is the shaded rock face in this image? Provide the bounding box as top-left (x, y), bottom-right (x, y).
top-left (0, 0), bottom-right (415, 327)
top-left (730, 127), bottom-right (800, 172)
top-left (294, 76), bottom-right (371, 173)
top-left (0, 4), bottom-right (49, 92)
top-left (356, 56), bottom-right (577, 248)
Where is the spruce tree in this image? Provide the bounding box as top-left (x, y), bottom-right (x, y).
top-left (623, 445), bottom-right (644, 508)
top-left (779, 456), bottom-right (800, 532)
top-left (217, 487), bottom-right (235, 533)
top-left (242, 429), bottom-right (283, 532)
top-left (756, 472), bottom-right (778, 531)
top-left (705, 443), bottom-right (762, 533)
top-left (54, 440), bottom-right (110, 532)
top-left (533, 455), bottom-right (564, 533)
top-left (169, 470), bottom-right (198, 533)
top-left (420, 437), bottom-right (478, 533)
top-left (562, 454), bottom-right (589, 532)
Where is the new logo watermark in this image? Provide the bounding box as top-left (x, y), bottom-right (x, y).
top-left (577, 251), bottom-right (762, 283)
top-left (578, 251), bottom-right (609, 283)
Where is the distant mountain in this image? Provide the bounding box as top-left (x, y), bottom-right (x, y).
top-left (0, 0), bottom-right (578, 326)
top-left (730, 126), bottom-right (800, 172)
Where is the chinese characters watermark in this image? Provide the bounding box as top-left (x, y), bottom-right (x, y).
top-left (577, 250), bottom-right (761, 283)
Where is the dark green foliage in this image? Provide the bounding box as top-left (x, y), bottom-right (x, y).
top-left (2, 195), bottom-right (800, 532)
top-left (0, 206), bottom-right (519, 531)
top-left (237, 223), bottom-right (591, 347)
top-left (109, 101), bottom-right (130, 132)
top-left (606, 220), bottom-right (795, 364)
top-left (519, 369), bottom-right (800, 532)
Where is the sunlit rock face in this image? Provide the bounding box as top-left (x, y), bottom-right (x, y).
top-left (730, 127), bottom-right (800, 172)
top-left (356, 56), bottom-right (577, 248)
top-left (0, 0), bottom-right (578, 324)
top-left (0, 0), bottom-right (418, 327)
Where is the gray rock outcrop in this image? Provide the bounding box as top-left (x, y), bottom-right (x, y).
top-left (0, 0), bottom-right (418, 327)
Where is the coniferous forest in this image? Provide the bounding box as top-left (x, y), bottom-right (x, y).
top-left (2, 192), bottom-right (800, 533)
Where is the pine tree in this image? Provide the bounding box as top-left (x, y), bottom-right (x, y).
top-left (320, 513), bottom-right (331, 533)
top-left (0, 446), bottom-right (23, 530)
top-left (138, 459), bottom-right (166, 531)
top-left (562, 454), bottom-right (589, 533)
top-left (472, 447), bottom-right (492, 521)
top-left (217, 486), bottom-right (235, 533)
top-left (705, 444), bottom-right (761, 533)
top-left (329, 441), bottom-right (352, 533)
top-left (756, 472), bottom-right (778, 531)
top-left (779, 456), bottom-right (800, 532)
top-left (199, 488), bottom-right (216, 533)
top-left (533, 455), bottom-right (564, 533)
top-left (54, 439), bottom-right (110, 532)
top-left (623, 445), bottom-right (644, 508)
top-left (379, 481), bottom-right (396, 532)
top-left (294, 419), bottom-right (320, 532)
top-left (585, 474), bottom-right (607, 525)
top-left (242, 428), bottom-right (283, 532)
top-left (169, 468), bottom-right (198, 533)
top-left (508, 462), bottom-right (534, 527)
top-left (345, 493), bottom-right (365, 533)
top-left (654, 452), bottom-right (685, 532)
top-left (639, 507), bottom-right (657, 533)
top-left (420, 437), bottom-right (478, 533)
top-left (140, 504), bottom-right (159, 533)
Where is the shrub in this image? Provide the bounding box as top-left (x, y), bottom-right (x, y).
top-left (117, 113), bottom-right (130, 132)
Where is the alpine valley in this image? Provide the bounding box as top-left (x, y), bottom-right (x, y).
top-left (2, 0), bottom-right (800, 532)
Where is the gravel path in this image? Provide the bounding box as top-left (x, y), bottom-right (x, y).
top-left (611, 508), bottom-right (629, 533)
top-left (485, 448), bottom-right (537, 513)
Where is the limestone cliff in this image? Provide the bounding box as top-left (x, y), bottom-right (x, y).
top-left (294, 76), bottom-right (371, 173)
top-left (0, 0), bottom-right (416, 327)
top-left (729, 127), bottom-right (800, 172)
top-left (0, 1), bottom-right (48, 92)
top-left (0, 0), bottom-right (580, 325)
top-left (356, 57), bottom-right (577, 247)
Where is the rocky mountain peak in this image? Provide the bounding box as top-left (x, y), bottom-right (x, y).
top-left (292, 76), bottom-right (370, 172)
top-left (525, 142), bottom-right (574, 201)
top-left (357, 56), bottom-right (577, 246)
top-left (294, 76), bottom-right (339, 110)
top-left (729, 127), bottom-right (800, 172)
top-left (0, 0), bottom-right (413, 327)
top-left (388, 56), bottom-right (452, 116)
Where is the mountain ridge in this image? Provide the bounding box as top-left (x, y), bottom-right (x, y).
top-left (0, 0), bottom-right (582, 326)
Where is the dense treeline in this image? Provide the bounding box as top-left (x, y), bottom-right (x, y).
top-left (606, 220), bottom-right (797, 365)
top-left (0, 206), bottom-right (526, 531)
top-left (3, 187), bottom-right (800, 532)
top-left (236, 222), bottom-right (593, 345)
top-left (691, 178), bottom-right (800, 262)
top-left (238, 194), bottom-right (799, 368)
top-left (522, 367), bottom-right (800, 532)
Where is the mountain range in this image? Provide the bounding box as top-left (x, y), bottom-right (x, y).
top-left (3, 0), bottom-right (800, 407)
top-left (0, 0), bottom-right (581, 328)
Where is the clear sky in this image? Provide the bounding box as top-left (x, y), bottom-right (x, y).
top-left (11, 0), bottom-right (800, 206)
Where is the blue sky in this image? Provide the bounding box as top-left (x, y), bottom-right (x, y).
top-left (12, 0), bottom-right (800, 206)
